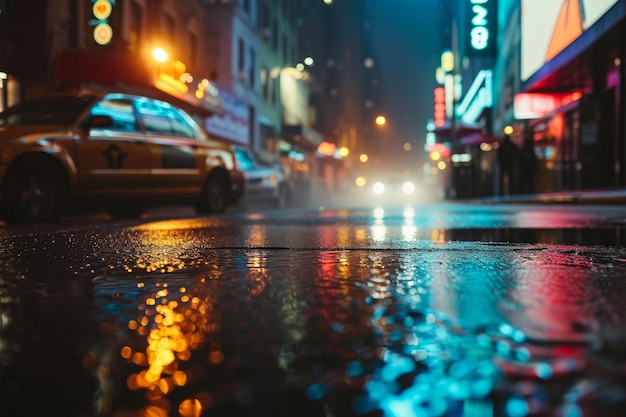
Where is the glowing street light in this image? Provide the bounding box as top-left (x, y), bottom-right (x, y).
top-left (152, 48), bottom-right (168, 63)
top-left (375, 115), bottom-right (386, 126)
top-left (360, 153), bottom-right (369, 163)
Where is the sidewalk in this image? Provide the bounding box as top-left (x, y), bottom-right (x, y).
top-left (473, 188), bottom-right (626, 205)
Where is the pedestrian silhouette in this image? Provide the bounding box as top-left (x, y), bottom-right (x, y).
top-left (519, 136), bottom-right (537, 194)
top-left (497, 134), bottom-right (517, 196)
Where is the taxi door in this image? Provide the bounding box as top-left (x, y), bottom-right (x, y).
top-left (74, 96), bottom-right (151, 194)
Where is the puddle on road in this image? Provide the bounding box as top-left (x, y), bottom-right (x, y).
top-left (1, 230), bottom-right (626, 416)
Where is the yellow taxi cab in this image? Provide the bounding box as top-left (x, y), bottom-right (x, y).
top-left (0, 92), bottom-right (244, 224)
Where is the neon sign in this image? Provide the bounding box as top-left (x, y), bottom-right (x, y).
top-left (465, 0), bottom-right (496, 57)
top-left (513, 92), bottom-right (583, 119)
top-left (434, 87), bottom-right (446, 127)
top-left (90, 0), bottom-right (115, 45)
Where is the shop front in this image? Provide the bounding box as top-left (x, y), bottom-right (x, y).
top-left (515, 92), bottom-right (584, 193)
top-left (519, 0), bottom-right (626, 192)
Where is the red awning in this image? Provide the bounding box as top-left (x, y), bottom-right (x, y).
top-left (55, 48), bottom-right (222, 117)
top-left (459, 132), bottom-right (500, 146)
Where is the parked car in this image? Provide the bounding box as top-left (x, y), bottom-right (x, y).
top-left (0, 92), bottom-right (244, 224)
top-left (231, 145), bottom-right (290, 209)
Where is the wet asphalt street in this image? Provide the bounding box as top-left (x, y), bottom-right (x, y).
top-left (1, 202), bottom-right (626, 417)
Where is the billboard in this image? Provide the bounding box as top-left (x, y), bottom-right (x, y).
top-left (205, 90), bottom-right (249, 145)
top-left (521, 0), bottom-right (619, 82)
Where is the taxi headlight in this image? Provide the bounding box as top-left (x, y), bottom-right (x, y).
top-left (268, 173), bottom-right (279, 183)
top-left (402, 181), bottom-right (415, 195)
top-left (372, 182), bottom-right (385, 195)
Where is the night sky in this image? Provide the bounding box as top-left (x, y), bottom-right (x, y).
top-left (365, 0), bottom-right (442, 170)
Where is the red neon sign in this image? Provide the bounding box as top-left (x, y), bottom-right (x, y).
top-left (514, 92), bottom-right (582, 119)
top-left (434, 87), bottom-right (446, 127)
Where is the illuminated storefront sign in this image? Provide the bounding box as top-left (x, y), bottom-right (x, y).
top-left (513, 92), bottom-right (583, 119)
top-left (154, 59), bottom-right (190, 97)
top-left (90, 0), bottom-right (115, 45)
top-left (465, 0), bottom-right (497, 57)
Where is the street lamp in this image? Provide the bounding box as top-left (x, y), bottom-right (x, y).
top-left (152, 47), bottom-right (168, 63)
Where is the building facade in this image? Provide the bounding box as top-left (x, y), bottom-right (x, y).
top-left (516, 0), bottom-right (626, 193)
top-left (435, 0), bottom-right (626, 197)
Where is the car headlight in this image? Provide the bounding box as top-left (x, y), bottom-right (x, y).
top-left (402, 181), bottom-right (415, 195)
top-left (372, 182), bottom-right (385, 195)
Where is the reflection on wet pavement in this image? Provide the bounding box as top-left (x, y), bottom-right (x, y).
top-left (1, 206), bottom-right (626, 416)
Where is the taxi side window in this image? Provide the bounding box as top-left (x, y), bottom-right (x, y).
top-left (136, 100), bottom-right (195, 139)
top-left (168, 108), bottom-right (196, 138)
top-left (89, 98), bottom-right (138, 132)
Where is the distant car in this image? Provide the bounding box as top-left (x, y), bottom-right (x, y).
top-left (351, 174), bottom-right (430, 207)
top-left (232, 145), bottom-right (290, 209)
top-left (0, 92), bottom-right (244, 224)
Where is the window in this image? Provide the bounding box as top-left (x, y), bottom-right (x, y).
top-left (249, 48), bottom-right (256, 88)
top-left (135, 99), bottom-right (196, 138)
top-left (260, 4), bottom-right (270, 34)
top-left (272, 77), bottom-right (278, 104)
top-left (136, 100), bottom-right (171, 134)
top-left (164, 14), bottom-right (175, 49)
top-left (90, 98), bottom-right (138, 132)
top-left (238, 38), bottom-right (245, 73)
top-left (272, 19), bottom-right (278, 50)
top-left (261, 67), bottom-right (269, 101)
top-left (168, 108), bottom-right (196, 138)
top-left (188, 32), bottom-right (198, 69)
top-left (129, 2), bottom-right (143, 54)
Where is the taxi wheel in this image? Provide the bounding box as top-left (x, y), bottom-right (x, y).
top-left (2, 161), bottom-right (67, 224)
top-left (196, 171), bottom-right (229, 214)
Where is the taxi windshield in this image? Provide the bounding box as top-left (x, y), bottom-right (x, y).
top-left (0, 96), bottom-right (97, 126)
